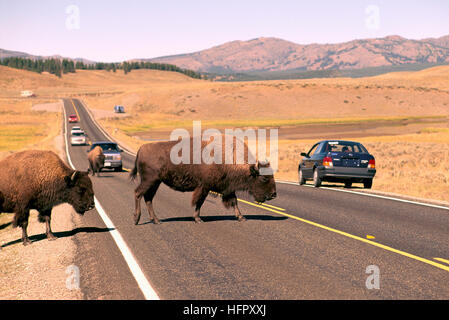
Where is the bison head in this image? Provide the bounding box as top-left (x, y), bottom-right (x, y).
top-left (248, 160), bottom-right (277, 203)
top-left (65, 171), bottom-right (95, 214)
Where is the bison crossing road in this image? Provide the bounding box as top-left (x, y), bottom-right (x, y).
top-left (0, 150), bottom-right (95, 246)
top-left (130, 138), bottom-right (277, 224)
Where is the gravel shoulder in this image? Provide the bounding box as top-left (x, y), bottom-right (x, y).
top-left (0, 102), bottom-right (83, 300)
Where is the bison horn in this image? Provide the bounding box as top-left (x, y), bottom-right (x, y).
top-left (71, 171), bottom-right (78, 181)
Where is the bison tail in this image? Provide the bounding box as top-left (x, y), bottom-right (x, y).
top-left (129, 158), bottom-right (138, 181)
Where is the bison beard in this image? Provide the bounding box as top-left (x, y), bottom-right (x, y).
top-left (130, 138), bottom-right (277, 224)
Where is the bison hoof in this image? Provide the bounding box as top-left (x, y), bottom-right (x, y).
top-left (152, 219), bottom-right (161, 225)
top-left (47, 233), bottom-right (57, 241)
top-left (237, 216), bottom-right (247, 222)
top-left (194, 218), bottom-right (204, 223)
top-left (22, 239), bottom-right (32, 246)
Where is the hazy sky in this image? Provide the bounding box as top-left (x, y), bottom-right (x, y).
top-left (1, 0), bottom-right (448, 62)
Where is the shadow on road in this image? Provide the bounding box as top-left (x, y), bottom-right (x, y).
top-left (303, 183), bottom-right (365, 189)
top-left (1, 227), bottom-right (114, 248)
top-left (138, 214), bottom-right (288, 225)
top-left (0, 221), bottom-right (12, 231)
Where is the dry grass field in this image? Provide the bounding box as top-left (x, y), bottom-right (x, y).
top-left (0, 64), bottom-right (448, 201)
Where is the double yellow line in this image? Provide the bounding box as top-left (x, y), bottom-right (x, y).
top-left (70, 99), bottom-right (81, 121)
top-left (70, 99), bottom-right (449, 273)
top-left (236, 198), bottom-right (449, 273)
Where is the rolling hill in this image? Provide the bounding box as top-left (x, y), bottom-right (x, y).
top-left (148, 35), bottom-right (449, 73)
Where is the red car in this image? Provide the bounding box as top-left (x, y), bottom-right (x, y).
top-left (68, 114), bottom-right (78, 123)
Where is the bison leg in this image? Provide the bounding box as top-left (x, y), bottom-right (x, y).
top-left (222, 192), bottom-right (246, 222)
top-left (13, 209), bottom-right (31, 245)
top-left (134, 179), bottom-right (159, 225)
top-left (38, 210), bottom-right (56, 241)
top-left (143, 181), bottom-right (161, 224)
top-left (192, 187), bottom-right (209, 223)
top-left (89, 163), bottom-right (95, 176)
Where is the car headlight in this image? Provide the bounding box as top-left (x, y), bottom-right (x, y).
top-left (113, 154), bottom-right (121, 161)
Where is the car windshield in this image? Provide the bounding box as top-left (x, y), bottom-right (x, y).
top-left (323, 141), bottom-right (368, 153)
top-left (94, 143), bottom-right (119, 152)
top-left (72, 132), bottom-right (84, 136)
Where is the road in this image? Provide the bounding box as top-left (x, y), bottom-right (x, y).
top-left (63, 98), bottom-right (449, 299)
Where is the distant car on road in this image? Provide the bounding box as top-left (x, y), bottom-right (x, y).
top-left (68, 114), bottom-right (78, 123)
top-left (70, 131), bottom-right (87, 146)
top-left (298, 140), bottom-right (376, 188)
top-left (70, 126), bottom-right (82, 135)
top-left (114, 105), bottom-right (125, 113)
top-left (89, 141), bottom-right (123, 172)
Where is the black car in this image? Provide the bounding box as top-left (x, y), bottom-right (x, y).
top-left (298, 140), bottom-right (376, 188)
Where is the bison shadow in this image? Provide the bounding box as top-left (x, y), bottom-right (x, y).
top-left (1, 227), bottom-right (114, 249)
top-left (0, 221), bottom-right (12, 231)
top-left (139, 214), bottom-right (288, 225)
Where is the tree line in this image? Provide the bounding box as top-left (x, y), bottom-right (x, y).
top-left (0, 57), bottom-right (204, 79)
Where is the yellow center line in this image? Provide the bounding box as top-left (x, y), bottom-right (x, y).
top-left (70, 99), bottom-right (81, 121)
top-left (434, 258), bottom-right (449, 265)
top-left (255, 202), bottom-right (286, 211)
top-left (237, 198), bottom-right (449, 273)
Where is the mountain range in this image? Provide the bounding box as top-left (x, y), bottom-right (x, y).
top-left (2, 35), bottom-right (449, 75)
top-left (147, 35), bottom-right (449, 73)
top-left (0, 48), bottom-right (95, 65)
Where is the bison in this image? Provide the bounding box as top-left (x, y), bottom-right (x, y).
top-left (87, 145), bottom-right (105, 177)
top-left (130, 136), bottom-right (277, 224)
top-left (0, 150), bottom-right (95, 246)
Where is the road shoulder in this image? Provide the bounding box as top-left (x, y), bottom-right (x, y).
top-left (0, 103), bottom-right (83, 300)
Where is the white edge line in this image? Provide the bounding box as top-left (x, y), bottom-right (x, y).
top-left (276, 180), bottom-right (449, 212)
top-left (63, 99), bottom-right (160, 300)
top-left (75, 98), bottom-right (449, 213)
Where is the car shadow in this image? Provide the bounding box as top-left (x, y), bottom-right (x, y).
top-left (138, 214), bottom-right (288, 225)
top-left (304, 183), bottom-right (365, 189)
top-left (1, 227), bottom-right (114, 248)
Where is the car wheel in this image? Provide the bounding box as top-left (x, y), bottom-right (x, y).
top-left (115, 166), bottom-right (122, 172)
top-left (344, 181), bottom-right (352, 188)
top-left (298, 167), bottom-right (306, 185)
top-left (364, 179), bottom-right (373, 189)
top-left (313, 168), bottom-right (321, 188)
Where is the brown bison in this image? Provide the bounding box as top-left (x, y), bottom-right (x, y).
top-left (130, 136), bottom-right (277, 224)
top-left (87, 145), bottom-right (105, 177)
top-left (0, 150), bottom-right (95, 246)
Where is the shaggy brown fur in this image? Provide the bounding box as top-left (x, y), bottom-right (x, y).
top-left (0, 150), bottom-right (95, 245)
top-left (87, 146), bottom-right (105, 177)
top-left (130, 136), bottom-right (277, 224)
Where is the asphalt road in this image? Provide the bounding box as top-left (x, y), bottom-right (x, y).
top-left (63, 98), bottom-right (449, 299)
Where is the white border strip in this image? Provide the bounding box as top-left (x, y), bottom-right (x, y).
top-left (276, 180), bottom-right (449, 211)
top-left (63, 99), bottom-right (160, 300)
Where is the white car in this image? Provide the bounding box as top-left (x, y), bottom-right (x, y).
top-left (70, 126), bottom-right (81, 135)
top-left (70, 130), bottom-right (87, 146)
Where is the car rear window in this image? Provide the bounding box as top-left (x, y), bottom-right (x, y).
top-left (72, 132), bottom-right (84, 136)
top-left (94, 143), bottom-right (118, 151)
top-left (323, 141), bottom-right (368, 153)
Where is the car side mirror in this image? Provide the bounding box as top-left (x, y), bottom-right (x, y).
top-left (300, 152), bottom-right (308, 157)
